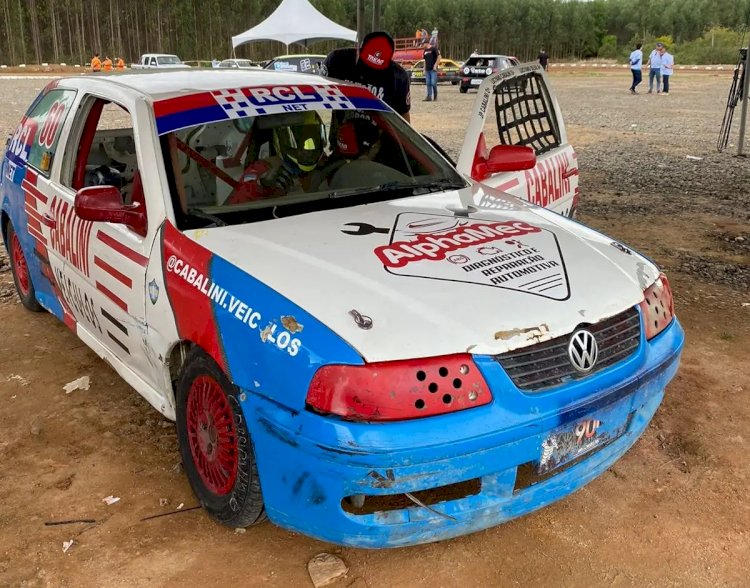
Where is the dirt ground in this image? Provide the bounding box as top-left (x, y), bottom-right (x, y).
top-left (1, 70), bottom-right (749, 587)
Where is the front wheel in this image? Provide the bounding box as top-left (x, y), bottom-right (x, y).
top-left (459, 86), bottom-right (468, 94)
top-left (7, 224), bottom-right (43, 312)
top-left (176, 348), bottom-right (266, 528)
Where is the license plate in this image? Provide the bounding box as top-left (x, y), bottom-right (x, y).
top-left (413, 72), bottom-right (423, 78)
top-left (537, 402), bottom-right (633, 475)
top-left (470, 78), bottom-right (482, 85)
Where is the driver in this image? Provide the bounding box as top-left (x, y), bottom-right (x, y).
top-left (227, 111), bottom-right (327, 204)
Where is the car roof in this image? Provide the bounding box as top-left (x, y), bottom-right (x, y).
top-left (270, 54), bottom-right (327, 60)
top-left (56, 69), bottom-right (340, 101)
top-left (470, 54), bottom-right (514, 59)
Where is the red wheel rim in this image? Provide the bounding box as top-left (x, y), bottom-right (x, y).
top-left (186, 375), bottom-right (239, 496)
top-left (11, 232), bottom-right (31, 297)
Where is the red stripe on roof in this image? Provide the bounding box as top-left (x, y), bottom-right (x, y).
top-left (153, 92), bottom-right (218, 118)
top-left (96, 231), bottom-right (149, 266)
top-left (95, 256), bottom-right (133, 288)
top-left (96, 281), bottom-right (129, 312)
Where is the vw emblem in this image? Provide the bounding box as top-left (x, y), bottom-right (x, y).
top-left (568, 329), bottom-right (598, 373)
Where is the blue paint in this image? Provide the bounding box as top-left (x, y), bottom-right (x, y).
top-left (241, 314), bottom-right (684, 548)
top-left (209, 254), bottom-right (362, 411)
top-left (0, 163), bottom-right (63, 320)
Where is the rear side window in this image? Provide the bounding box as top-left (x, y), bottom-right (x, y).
top-left (17, 89), bottom-right (76, 176)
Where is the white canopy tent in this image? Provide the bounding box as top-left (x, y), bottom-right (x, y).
top-left (231, 0), bottom-right (357, 51)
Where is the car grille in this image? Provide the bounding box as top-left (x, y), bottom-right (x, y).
top-left (494, 307), bottom-right (641, 392)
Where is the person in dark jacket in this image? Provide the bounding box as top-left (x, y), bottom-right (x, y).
top-left (423, 40), bottom-right (440, 102)
top-left (321, 31), bottom-right (411, 121)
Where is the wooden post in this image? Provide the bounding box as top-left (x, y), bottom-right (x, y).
top-left (372, 0), bottom-right (381, 31)
top-left (356, 0), bottom-right (364, 42)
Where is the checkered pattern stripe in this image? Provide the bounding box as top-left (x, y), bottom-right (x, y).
top-left (211, 89), bottom-right (252, 119)
top-left (317, 86), bottom-right (354, 109)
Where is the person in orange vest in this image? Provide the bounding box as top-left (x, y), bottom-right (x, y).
top-left (91, 53), bottom-right (102, 72)
top-left (115, 57), bottom-right (125, 70)
top-left (102, 56), bottom-right (113, 72)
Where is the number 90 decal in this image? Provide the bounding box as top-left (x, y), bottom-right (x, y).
top-left (38, 100), bottom-right (67, 148)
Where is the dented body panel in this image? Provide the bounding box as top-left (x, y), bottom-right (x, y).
top-left (245, 315), bottom-right (683, 547)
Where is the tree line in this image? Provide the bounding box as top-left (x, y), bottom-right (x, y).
top-left (1, 0), bottom-right (749, 66)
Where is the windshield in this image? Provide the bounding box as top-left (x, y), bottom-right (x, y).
top-left (155, 84), bottom-right (465, 229)
top-left (157, 55), bottom-right (181, 65)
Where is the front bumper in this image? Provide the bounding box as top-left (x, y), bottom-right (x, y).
top-left (241, 317), bottom-right (684, 548)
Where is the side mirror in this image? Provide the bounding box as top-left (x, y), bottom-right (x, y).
top-left (472, 144), bottom-right (536, 181)
top-left (74, 186), bottom-right (147, 236)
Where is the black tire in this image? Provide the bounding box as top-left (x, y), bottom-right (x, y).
top-left (176, 347), bottom-right (266, 528)
top-left (7, 223), bottom-right (43, 312)
top-left (459, 86), bottom-right (468, 94)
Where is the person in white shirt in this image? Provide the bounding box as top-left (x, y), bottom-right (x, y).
top-left (629, 43), bottom-right (643, 94)
top-left (645, 42), bottom-right (664, 93)
top-left (660, 47), bottom-right (674, 94)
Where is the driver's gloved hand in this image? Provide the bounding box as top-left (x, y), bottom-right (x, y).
top-left (259, 156), bottom-right (296, 191)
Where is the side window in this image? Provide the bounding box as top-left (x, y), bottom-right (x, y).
top-left (18, 89), bottom-right (76, 176)
top-left (150, 57), bottom-right (157, 66)
top-left (63, 98), bottom-right (146, 233)
top-left (482, 71), bottom-right (562, 156)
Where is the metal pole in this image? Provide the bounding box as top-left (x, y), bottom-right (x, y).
top-left (738, 49), bottom-right (750, 156)
top-left (372, 0), bottom-right (381, 31)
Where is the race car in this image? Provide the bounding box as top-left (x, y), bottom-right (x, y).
top-left (263, 54), bottom-right (326, 75)
top-left (410, 58), bottom-right (462, 84)
top-left (0, 68), bottom-right (683, 548)
top-left (460, 54), bottom-right (520, 93)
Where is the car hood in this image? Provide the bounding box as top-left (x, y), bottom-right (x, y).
top-left (192, 184), bottom-right (658, 362)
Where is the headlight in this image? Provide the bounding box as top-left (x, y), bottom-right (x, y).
top-left (486, 67), bottom-right (493, 75)
top-left (639, 273), bottom-right (674, 339)
top-left (463, 67), bottom-right (470, 75)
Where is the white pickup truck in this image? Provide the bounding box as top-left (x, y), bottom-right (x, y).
top-left (130, 53), bottom-right (190, 69)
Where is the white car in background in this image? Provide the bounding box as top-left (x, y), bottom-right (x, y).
top-left (131, 53), bottom-right (190, 69)
top-left (217, 59), bottom-right (261, 70)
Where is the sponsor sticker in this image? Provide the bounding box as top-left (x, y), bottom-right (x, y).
top-left (165, 255), bottom-right (302, 356)
top-left (374, 212), bottom-right (570, 300)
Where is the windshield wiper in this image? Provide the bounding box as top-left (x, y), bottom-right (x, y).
top-left (187, 208), bottom-right (228, 227)
top-left (329, 178), bottom-right (466, 200)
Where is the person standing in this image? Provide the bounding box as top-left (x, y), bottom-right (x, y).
top-left (538, 48), bottom-right (549, 71)
top-left (90, 53), bottom-right (102, 72)
top-left (660, 46), bottom-right (674, 95)
top-left (629, 43), bottom-right (643, 94)
top-left (646, 42), bottom-right (664, 93)
top-left (423, 40), bottom-right (440, 102)
top-left (321, 31), bottom-right (411, 122)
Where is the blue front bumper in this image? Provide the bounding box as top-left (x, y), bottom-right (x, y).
top-left (241, 317), bottom-right (684, 548)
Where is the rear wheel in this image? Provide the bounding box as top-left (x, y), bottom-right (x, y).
top-left (7, 224), bottom-right (43, 312)
top-left (459, 86), bottom-right (468, 94)
top-left (176, 348), bottom-right (266, 528)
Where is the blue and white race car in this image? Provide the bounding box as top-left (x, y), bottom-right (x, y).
top-left (0, 68), bottom-right (683, 548)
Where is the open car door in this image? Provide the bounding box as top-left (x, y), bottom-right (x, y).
top-left (457, 63), bottom-right (579, 217)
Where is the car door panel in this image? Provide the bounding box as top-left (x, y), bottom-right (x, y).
top-left (457, 63), bottom-right (579, 217)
